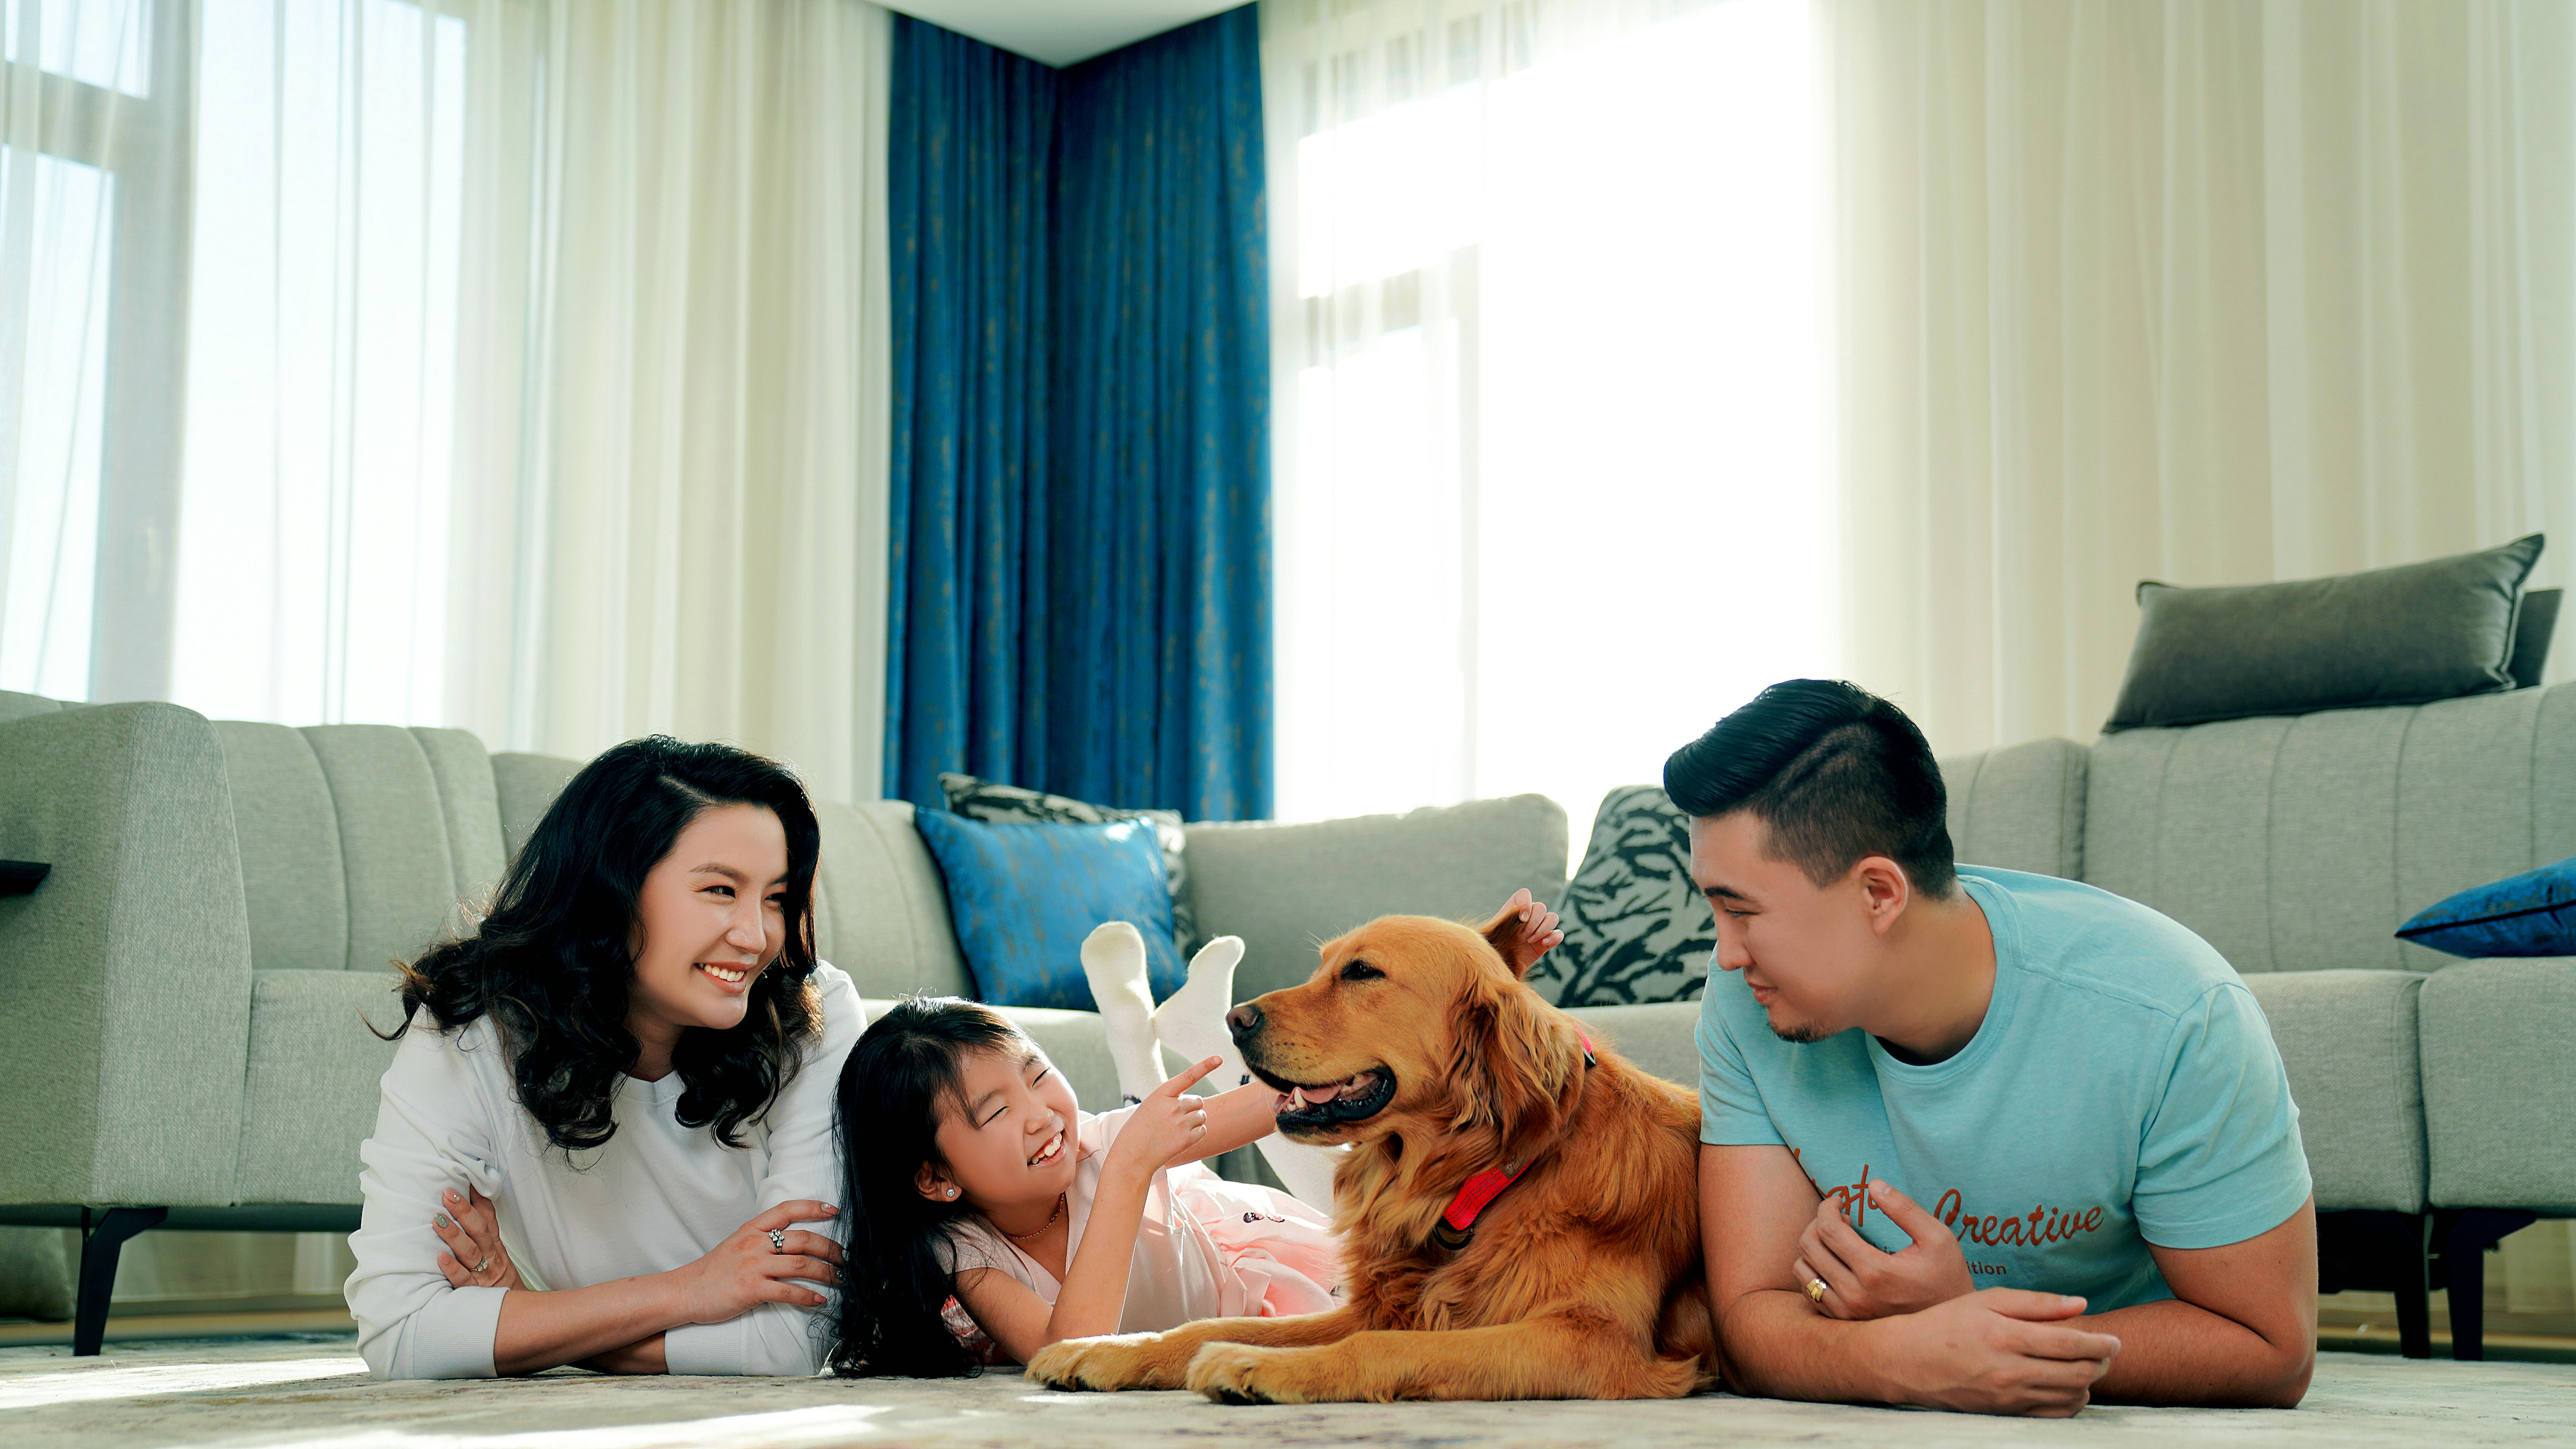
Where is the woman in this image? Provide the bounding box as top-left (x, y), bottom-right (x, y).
top-left (344, 737), bottom-right (863, 1378)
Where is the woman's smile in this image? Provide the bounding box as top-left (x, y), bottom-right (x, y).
top-left (696, 961), bottom-right (758, 992)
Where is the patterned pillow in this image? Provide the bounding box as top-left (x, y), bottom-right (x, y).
top-left (939, 772), bottom-right (1198, 955)
top-left (1531, 785), bottom-right (1715, 1008)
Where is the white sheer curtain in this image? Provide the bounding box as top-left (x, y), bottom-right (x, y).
top-left (1824, 0), bottom-right (2576, 761)
top-left (0, 0), bottom-right (892, 803)
top-left (1263, 0), bottom-right (1832, 852)
top-left (1821, 0), bottom-right (2576, 1330)
top-left (445, 0), bottom-right (892, 802)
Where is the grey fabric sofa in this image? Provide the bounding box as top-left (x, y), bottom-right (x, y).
top-left (5, 679), bottom-right (2566, 1362)
top-left (0, 689), bottom-right (1570, 1353)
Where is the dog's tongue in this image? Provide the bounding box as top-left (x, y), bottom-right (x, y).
top-left (1301, 1081), bottom-right (1345, 1105)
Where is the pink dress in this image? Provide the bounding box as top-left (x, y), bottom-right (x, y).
top-left (937, 1104), bottom-right (1340, 1361)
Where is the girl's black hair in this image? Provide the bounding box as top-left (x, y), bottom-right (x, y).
top-left (828, 996), bottom-right (1026, 1378)
top-left (382, 735), bottom-right (824, 1152)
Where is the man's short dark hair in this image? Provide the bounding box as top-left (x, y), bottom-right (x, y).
top-left (1662, 679), bottom-right (1957, 898)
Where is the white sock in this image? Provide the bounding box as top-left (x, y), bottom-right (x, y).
top-left (1151, 935), bottom-right (1347, 1211)
top-left (1080, 921), bottom-right (1164, 1105)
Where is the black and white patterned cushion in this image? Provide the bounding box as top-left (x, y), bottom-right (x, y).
top-left (937, 772), bottom-right (1199, 955)
top-left (1529, 784), bottom-right (1714, 1007)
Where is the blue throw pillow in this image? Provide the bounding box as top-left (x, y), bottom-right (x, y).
top-left (912, 811), bottom-right (1185, 1009)
top-left (2397, 857), bottom-right (2576, 958)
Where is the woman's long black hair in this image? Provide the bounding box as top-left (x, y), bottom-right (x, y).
top-left (383, 735), bottom-right (824, 1153)
top-left (828, 996), bottom-right (1025, 1378)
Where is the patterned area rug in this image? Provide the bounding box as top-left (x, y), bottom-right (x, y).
top-left (6, 1335), bottom-right (2575, 1447)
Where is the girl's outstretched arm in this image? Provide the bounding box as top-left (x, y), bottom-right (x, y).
top-left (1171, 1080), bottom-right (1292, 1164)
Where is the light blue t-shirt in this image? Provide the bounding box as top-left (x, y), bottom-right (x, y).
top-left (1697, 866), bottom-right (2311, 1310)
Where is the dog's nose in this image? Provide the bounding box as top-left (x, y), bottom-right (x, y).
top-left (1226, 1003), bottom-right (1263, 1042)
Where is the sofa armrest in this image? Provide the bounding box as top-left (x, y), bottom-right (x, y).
top-left (0, 703), bottom-right (253, 1207)
top-left (2420, 957), bottom-right (2576, 1212)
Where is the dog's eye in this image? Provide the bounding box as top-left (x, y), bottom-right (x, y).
top-left (1340, 961), bottom-right (1383, 983)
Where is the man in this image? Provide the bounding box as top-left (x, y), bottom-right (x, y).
top-left (1682, 680), bottom-right (2315, 1416)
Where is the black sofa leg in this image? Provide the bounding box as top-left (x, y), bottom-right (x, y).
top-left (75, 1207), bottom-right (166, 1356)
top-left (2436, 1209), bottom-right (2538, 1362)
top-left (2315, 1209), bottom-right (2433, 1358)
top-left (2393, 1260), bottom-right (2433, 1361)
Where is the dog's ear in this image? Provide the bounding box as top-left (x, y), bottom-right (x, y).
top-left (1442, 974), bottom-right (1585, 1166)
top-left (1478, 904), bottom-right (1540, 981)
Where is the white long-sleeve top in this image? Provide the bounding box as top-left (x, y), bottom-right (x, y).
top-left (345, 962), bottom-right (864, 1379)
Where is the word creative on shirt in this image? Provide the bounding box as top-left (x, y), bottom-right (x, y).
top-left (1794, 1152), bottom-right (2106, 1255)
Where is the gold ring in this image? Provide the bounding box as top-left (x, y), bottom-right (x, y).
top-left (1805, 1278), bottom-right (1828, 1304)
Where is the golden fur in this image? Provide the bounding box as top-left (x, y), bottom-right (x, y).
top-left (1025, 907), bottom-right (1716, 1402)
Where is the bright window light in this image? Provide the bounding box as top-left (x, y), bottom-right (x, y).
top-left (169, 0), bottom-right (467, 726)
top-left (1274, 0), bottom-right (1830, 860)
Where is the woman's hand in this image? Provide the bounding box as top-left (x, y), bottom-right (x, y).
top-left (1489, 888), bottom-right (1565, 974)
top-left (434, 1186), bottom-right (524, 1291)
top-left (667, 1200), bottom-right (844, 1326)
top-left (1104, 1056), bottom-right (1222, 1178)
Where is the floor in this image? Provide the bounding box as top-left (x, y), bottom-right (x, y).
top-left (9, 1335), bottom-right (2576, 1448)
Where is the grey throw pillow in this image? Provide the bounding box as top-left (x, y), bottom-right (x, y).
top-left (2105, 534), bottom-right (2544, 731)
top-left (937, 772), bottom-right (1198, 955)
top-left (2510, 588), bottom-right (2561, 690)
top-left (1528, 785), bottom-right (1713, 1008)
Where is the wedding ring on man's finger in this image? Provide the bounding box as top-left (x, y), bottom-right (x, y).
top-left (1805, 1278), bottom-right (1828, 1305)
top-left (768, 1228), bottom-right (788, 1254)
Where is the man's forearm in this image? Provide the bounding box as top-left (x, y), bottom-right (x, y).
top-left (2077, 1296), bottom-right (2312, 1407)
top-left (1717, 1288), bottom-right (1899, 1404)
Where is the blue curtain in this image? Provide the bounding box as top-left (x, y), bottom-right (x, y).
top-left (885, 5), bottom-right (1272, 822)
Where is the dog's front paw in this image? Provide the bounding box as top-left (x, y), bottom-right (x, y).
top-left (1026, 1332), bottom-right (1189, 1392)
top-left (1186, 1342), bottom-right (1323, 1405)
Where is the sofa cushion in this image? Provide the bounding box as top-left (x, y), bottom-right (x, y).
top-left (2397, 856), bottom-right (2576, 958)
top-left (213, 722), bottom-right (351, 974)
top-left (2240, 971), bottom-right (2427, 1213)
top-left (1531, 786), bottom-right (1711, 1008)
top-left (2420, 958), bottom-right (2576, 1211)
top-left (913, 813), bottom-right (1183, 1010)
top-left (236, 971), bottom-right (406, 1204)
top-left (212, 724), bottom-right (501, 971)
top-left (988, 1006), bottom-right (1123, 1114)
top-left (1185, 794), bottom-right (1569, 1001)
top-left (2084, 684), bottom-right (2576, 974)
top-left (811, 800), bottom-right (976, 1001)
top-left (2106, 534), bottom-right (2542, 730)
top-left (1564, 1002), bottom-right (1705, 1095)
top-left (1939, 738), bottom-right (2087, 881)
top-left (490, 751), bottom-right (581, 863)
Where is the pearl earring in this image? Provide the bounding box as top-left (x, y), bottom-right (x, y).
top-left (946, 1187), bottom-right (957, 1199)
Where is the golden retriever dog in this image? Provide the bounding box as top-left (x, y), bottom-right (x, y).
top-left (1026, 906), bottom-right (1715, 1403)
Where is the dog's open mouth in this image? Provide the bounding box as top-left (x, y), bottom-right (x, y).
top-left (1263, 1066), bottom-right (1395, 1130)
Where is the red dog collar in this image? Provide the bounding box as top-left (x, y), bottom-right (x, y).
top-left (1433, 1035), bottom-right (1594, 1250)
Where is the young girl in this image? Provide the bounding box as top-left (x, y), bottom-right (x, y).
top-left (826, 992), bottom-right (1340, 1376)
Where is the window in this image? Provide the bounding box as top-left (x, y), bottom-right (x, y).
top-left (0, 0), bottom-right (189, 701)
top-left (0, 0), bottom-right (471, 724)
top-left (1268, 0), bottom-right (1831, 853)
